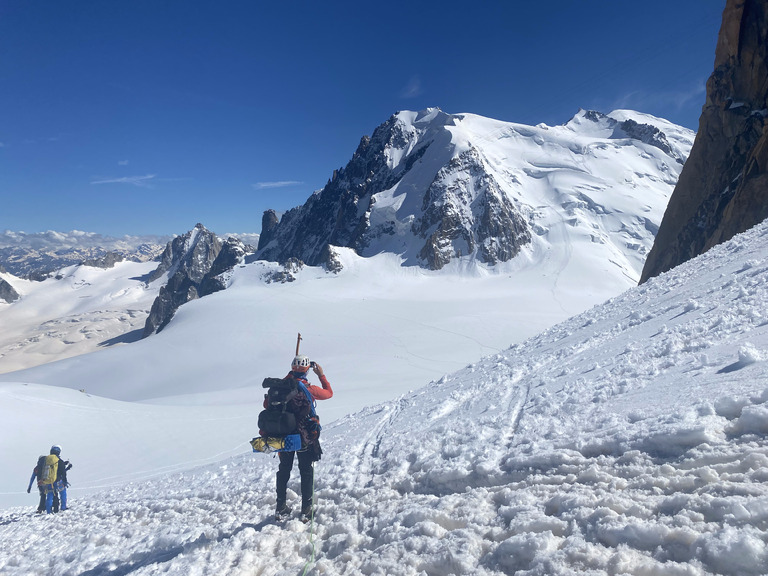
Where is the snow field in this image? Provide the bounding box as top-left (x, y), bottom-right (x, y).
top-left (6, 215), bottom-right (768, 576)
top-left (0, 261), bottom-right (159, 374)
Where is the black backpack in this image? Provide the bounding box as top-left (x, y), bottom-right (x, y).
top-left (258, 377), bottom-right (311, 436)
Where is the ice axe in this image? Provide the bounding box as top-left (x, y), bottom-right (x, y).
top-left (296, 332), bottom-right (302, 356)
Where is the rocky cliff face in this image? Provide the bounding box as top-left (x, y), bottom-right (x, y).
top-left (641, 0), bottom-right (768, 282)
top-left (257, 111), bottom-right (417, 268)
top-left (414, 147), bottom-right (531, 269)
top-left (143, 224), bottom-right (223, 336)
top-left (199, 237), bottom-right (248, 296)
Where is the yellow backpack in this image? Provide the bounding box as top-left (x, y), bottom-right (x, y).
top-left (37, 454), bottom-right (59, 485)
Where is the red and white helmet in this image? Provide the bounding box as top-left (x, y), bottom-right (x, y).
top-left (291, 354), bottom-right (311, 372)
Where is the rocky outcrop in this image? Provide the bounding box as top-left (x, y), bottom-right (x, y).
top-left (641, 0), bottom-right (768, 282)
top-left (143, 224), bottom-right (223, 336)
top-left (415, 147), bottom-right (531, 269)
top-left (199, 238), bottom-right (247, 296)
top-left (0, 263), bottom-right (20, 303)
top-left (82, 252), bottom-right (125, 269)
top-left (257, 210), bottom-right (280, 253)
top-left (618, 118), bottom-right (684, 164)
top-left (262, 257), bottom-right (304, 284)
top-left (581, 110), bottom-right (685, 164)
top-left (0, 277), bottom-right (19, 303)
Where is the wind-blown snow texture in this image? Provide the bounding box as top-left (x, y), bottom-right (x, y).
top-left (2, 216), bottom-right (768, 574)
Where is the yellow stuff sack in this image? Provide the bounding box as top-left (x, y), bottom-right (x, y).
top-left (38, 454), bottom-right (59, 485)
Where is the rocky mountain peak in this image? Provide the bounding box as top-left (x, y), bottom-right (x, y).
top-left (255, 107), bottom-right (533, 271)
top-left (143, 224), bottom-right (223, 336)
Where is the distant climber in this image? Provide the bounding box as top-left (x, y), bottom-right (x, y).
top-left (27, 445), bottom-right (69, 514)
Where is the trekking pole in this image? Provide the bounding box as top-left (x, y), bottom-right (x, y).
top-left (296, 332), bottom-right (302, 356)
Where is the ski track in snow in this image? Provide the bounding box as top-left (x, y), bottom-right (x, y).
top-left (3, 222), bottom-right (768, 573)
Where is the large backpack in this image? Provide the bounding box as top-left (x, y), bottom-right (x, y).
top-left (257, 377), bottom-right (311, 436)
top-left (36, 454), bottom-right (57, 485)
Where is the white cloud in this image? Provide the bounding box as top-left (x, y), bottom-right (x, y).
top-left (400, 75), bottom-right (423, 99)
top-left (91, 174), bottom-right (157, 187)
top-left (612, 80), bottom-right (707, 117)
top-left (253, 181), bottom-right (303, 189)
top-left (118, 160), bottom-right (129, 166)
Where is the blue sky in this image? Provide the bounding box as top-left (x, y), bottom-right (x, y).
top-left (0, 0), bottom-right (724, 237)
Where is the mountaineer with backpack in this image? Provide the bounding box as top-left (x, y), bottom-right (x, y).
top-left (27, 445), bottom-right (64, 514)
top-left (253, 354), bottom-right (333, 522)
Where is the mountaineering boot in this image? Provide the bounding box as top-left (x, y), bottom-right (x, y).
top-left (300, 505), bottom-right (313, 524)
top-left (275, 502), bottom-right (291, 521)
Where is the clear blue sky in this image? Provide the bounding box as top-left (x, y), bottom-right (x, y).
top-left (0, 0), bottom-right (725, 237)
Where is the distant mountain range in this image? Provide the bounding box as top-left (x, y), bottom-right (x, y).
top-left (0, 230), bottom-right (170, 278)
top-left (138, 107), bottom-right (693, 334)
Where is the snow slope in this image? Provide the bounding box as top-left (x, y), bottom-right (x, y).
top-left (0, 262), bottom-right (160, 374)
top-left (1, 217), bottom-right (767, 574)
top-left (0, 247), bottom-right (624, 511)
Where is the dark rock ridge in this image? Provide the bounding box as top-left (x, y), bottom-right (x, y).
top-left (82, 252), bottom-right (125, 269)
top-left (415, 147), bottom-right (531, 269)
top-left (641, 0), bottom-right (768, 282)
top-left (143, 224), bottom-right (223, 337)
top-left (583, 110), bottom-right (685, 164)
top-left (256, 109), bottom-right (532, 270)
top-left (257, 110), bottom-right (416, 268)
top-left (0, 277), bottom-right (20, 303)
top-left (199, 237), bottom-right (248, 296)
top-left (582, 110), bottom-right (685, 164)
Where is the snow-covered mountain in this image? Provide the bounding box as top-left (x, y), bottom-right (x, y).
top-left (258, 107), bottom-right (693, 277)
top-left (2, 214), bottom-right (767, 575)
top-left (0, 108), bottom-right (692, 376)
